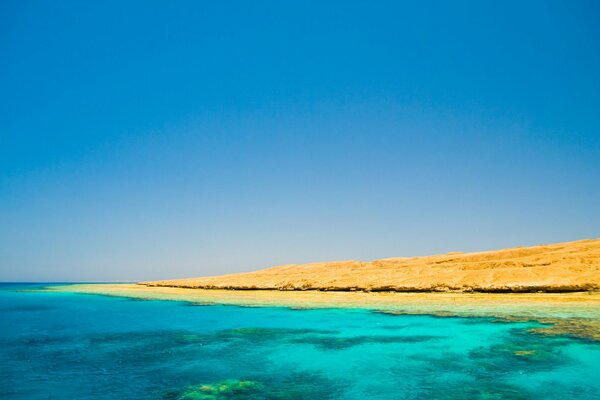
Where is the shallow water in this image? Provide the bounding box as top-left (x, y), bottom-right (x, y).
top-left (1, 283), bottom-right (599, 399)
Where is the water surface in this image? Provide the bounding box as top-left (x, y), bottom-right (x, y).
top-left (1, 283), bottom-right (599, 399)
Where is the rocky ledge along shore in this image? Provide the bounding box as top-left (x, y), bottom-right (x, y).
top-left (142, 239), bottom-right (600, 293)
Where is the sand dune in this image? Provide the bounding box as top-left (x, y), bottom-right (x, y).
top-left (143, 239), bottom-right (600, 293)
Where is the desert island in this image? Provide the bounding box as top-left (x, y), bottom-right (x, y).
top-left (50, 238), bottom-right (600, 340)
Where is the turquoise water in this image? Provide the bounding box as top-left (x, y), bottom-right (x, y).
top-left (1, 284), bottom-right (599, 399)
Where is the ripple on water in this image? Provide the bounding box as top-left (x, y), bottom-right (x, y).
top-left (2, 286), bottom-right (600, 400)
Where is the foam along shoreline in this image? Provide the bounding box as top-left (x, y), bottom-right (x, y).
top-left (142, 239), bottom-right (600, 293)
top-left (47, 283), bottom-right (600, 341)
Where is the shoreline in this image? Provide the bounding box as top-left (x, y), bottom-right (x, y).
top-left (42, 283), bottom-right (600, 341)
top-left (44, 283), bottom-right (600, 315)
top-left (44, 284), bottom-right (600, 342)
top-left (142, 283), bottom-right (599, 293)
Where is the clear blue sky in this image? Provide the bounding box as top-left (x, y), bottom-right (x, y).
top-left (1, 0), bottom-right (599, 281)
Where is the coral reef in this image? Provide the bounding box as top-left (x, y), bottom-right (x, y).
top-left (177, 380), bottom-right (262, 400)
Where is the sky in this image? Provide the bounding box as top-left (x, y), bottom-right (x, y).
top-left (1, 0), bottom-right (599, 282)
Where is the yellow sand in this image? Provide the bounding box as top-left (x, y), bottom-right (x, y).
top-left (145, 238), bottom-right (600, 292)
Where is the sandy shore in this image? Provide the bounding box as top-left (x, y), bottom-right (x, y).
top-left (144, 239), bottom-right (600, 293)
top-left (43, 238), bottom-right (600, 341)
top-left (47, 283), bottom-right (600, 340)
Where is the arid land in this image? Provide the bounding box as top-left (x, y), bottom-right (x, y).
top-left (145, 239), bottom-right (600, 293)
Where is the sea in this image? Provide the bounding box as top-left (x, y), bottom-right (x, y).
top-left (1, 283), bottom-right (599, 399)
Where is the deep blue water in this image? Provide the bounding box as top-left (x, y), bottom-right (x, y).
top-left (1, 283), bottom-right (599, 399)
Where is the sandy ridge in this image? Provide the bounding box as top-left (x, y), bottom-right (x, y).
top-left (143, 238), bottom-right (600, 293)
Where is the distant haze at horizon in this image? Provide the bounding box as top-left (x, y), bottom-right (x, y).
top-left (1, 0), bottom-right (599, 281)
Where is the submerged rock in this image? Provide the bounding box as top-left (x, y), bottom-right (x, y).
top-left (177, 379), bottom-right (262, 400)
top-left (529, 318), bottom-right (600, 341)
top-left (172, 371), bottom-right (343, 400)
top-left (291, 334), bottom-right (441, 350)
top-left (514, 350), bottom-right (536, 357)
